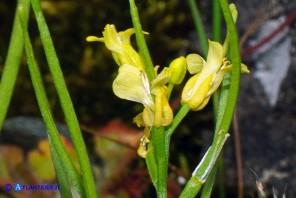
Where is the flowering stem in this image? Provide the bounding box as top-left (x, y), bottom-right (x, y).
top-left (129, 0), bottom-right (156, 82)
top-left (151, 127), bottom-right (169, 198)
top-left (150, 104), bottom-right (191, 198)
top-left (129, 1), bottom-right (172, 197)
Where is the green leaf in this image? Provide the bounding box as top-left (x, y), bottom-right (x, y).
top-left (29, 0), bottom-right (97, 197)
top-left (0, 0), bottom-right (30, 131)
top-left (186, 0), bottom-right (208, 56)
top-left (50, 139), bottom-right (73, 198)
top-left (18, 2), bottom-right (86, 196)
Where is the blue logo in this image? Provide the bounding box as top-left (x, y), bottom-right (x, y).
top-left (14, 184), bottom-right (22, 192)
top-left (4, 184), bottom-right (12, 192)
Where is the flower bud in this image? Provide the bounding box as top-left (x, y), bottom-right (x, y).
top-left (168, 56), bottom-right (187, 84)
top-left (153, 87), bottom-right (173, 127)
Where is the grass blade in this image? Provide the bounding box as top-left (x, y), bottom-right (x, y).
top-left (50, 139), bottom-right (73, 198)
top-left (18, 1), bottom-right (86, 196)
top-left (186, 0), bottom-right (208, 55)
top-left (29, 0), bottom-right (97, 197)
top-left (0, 0), bottom-right (29, 130)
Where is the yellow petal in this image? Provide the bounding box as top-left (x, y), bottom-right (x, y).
top-left (111, 51), bottom-right (122, 66)
top-left (118, 28), bottom-right (135, 45)
top-left (207, 70), bottom-right (225, 97)
top-left (112, 64), bottom-right (154, 109)
top-left (194, 96), bottom-right (211, 111)
top-left (186, 54), bottom-right (205, 74)
top-left (133, 112), bottom-right (145, 127)
top-left (137, 128), bottom-right (151, 158)
top-left (137, 144), bottom-right (147, 158)
top-left (103, 24), bottom-right (123, 53)
top-left (229, 4), bottom-right (238, 23)
top-left (121, 44), bottom-right (145, 69)
top-left (221, 63), bottom-right (250, 74)
top-left (151, 67), bottom-right (171, 91)
top-left (203, 40), bottom-right (224, 78)
top-left (181, 73), bottom-right (199, 103)
top-left (241, 63), bottom-right (250, 73)
top-left (161, 92), bottom-right (173, 126)
top-left (118, 28), bottom-right (149, 44)
top-left (153, 87), bottom-right (173, 127)
top-left (189, 40), bottom-right (223, 99)
top-left (181, 73), bottom-right (213, 110)
top-left (143, 107), bottom-right (154, 127)
top-left (153, 88), bottom-right (163, 128)
top-left (86, 36), bottom-right (104, 42)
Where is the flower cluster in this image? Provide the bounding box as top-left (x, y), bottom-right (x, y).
top-left (181, 40), bottom-right (249, 110)
top-left (87, 24), bottom-right (249, 157)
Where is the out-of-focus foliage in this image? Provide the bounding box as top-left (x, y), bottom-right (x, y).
top-left (27, 136), bottom-right (79, 181)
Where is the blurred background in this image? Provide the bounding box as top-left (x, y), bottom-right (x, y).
top-left (0, 0), bottom-right (296, 197)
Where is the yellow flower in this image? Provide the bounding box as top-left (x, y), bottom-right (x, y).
top-left (86, 24), bottom-right (145, 69)
top-left (151, 87), bottom-right (173, 128)
top-left (112, 64), bottom-right (154, 110)
top-left (137, 127), bottom-right (150, 158)
top-left (181, 40), bottom-right (249, 111)
top-left (112, 63), bottom-right (173, 128)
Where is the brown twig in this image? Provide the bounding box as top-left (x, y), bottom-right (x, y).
top-left (233, 111), bottom-right (244, 198)
top-left (80, 124), bottom-right (139, 150)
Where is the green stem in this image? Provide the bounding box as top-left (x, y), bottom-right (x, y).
top-left (50, 140), bottom-right (73, 198)
top-left (129, 0), bottom-right (156, 82)
top-left (150, 104), bottom-right (191, 198)
top-left (166, 83), bottom-right (174, 99)
top-left (186, 0), bottom-right (208, 56)
top-left (217, 154), bottom-right (226, 198)
top-left (29, 0), bottom-right (97, 197)
top-left (18, 2), bottom-right (85, 196)
top-left (0, 0), bottom-right (29, 130)
top-left (217, 1), bottom-right (240, 133)
top-left (167, 104), bottom-right (190, 137)
top-left (128, 1), bottom-right (179, 197)
top-left (200, 163), bottom-right (218, 198)
top-left (151, 127), bottom-right (169, 198)
top-left (150, 104), bottom-right (191, 197)
top-left (212, 0), bottom-right (222, 42)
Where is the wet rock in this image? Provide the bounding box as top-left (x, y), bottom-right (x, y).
top-left (224, 2), bottom-right (296, 196)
